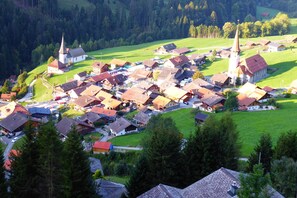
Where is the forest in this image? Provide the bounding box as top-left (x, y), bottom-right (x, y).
top-left (0, 0), bottom-right (256, 81)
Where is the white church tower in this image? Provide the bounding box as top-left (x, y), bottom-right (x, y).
top-left (59, 34), bottom-right (68, 64)
top-left (228, 24), bottom-right (240, 83)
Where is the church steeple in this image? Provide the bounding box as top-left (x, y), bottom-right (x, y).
top-left (59, 33), bottom-right (67, 54)
top-left (231, 24), bottom-right (240, 53)
top-left (228, 22), bottom-right (241, 83)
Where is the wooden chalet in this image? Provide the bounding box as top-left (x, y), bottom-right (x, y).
top-left (92, 62), bottom-right (109, 74)
top-left (56, 117), bottom-right (94, 137)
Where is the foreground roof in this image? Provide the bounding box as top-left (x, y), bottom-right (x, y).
top-left (139, 167), bottom-right (284, 198)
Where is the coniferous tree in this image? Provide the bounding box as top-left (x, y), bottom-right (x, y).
top-left (10, 121), bottom-right (40, 198)
top-left (184, 113), bottom-right (240, 186)
top-left (126, 155), bottom-right (150, 198)
top-left (271, 157), bottom-right (297, 198)
top-left (127, 115), bottom-right (184, 197)
top-left (63, 127), bottom-right (95, 198)
top-left (36, 122), bottom-right (65, 197)
top-left (274, 131), bottom-right (297, 160)
top-left (247, 133), bottom-right (273, 173)
top-left (0, 147), bottom-right (8, 197)
top-left (238, 164), bottom-right (272, 198)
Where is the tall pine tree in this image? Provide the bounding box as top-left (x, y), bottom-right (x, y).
top-left (36, 122), bottom-right (65, 197)
top-left (10, 121), bottom-right (40, 198)
top-left (184, 113), bottom-right (240, 186)
top-left (0, 146), bottom-right (8, 197)
top-left (127, 115), bottom-right (184, 197)
top-left (63, 127), bottom-right (95, 198)
top-left (247, 133), bottom-right (273, 173)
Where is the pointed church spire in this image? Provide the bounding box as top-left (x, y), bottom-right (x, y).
top-left (231, 22), bottom-right (240, 53)
top-left (59, 33), bottom-right (67, 54)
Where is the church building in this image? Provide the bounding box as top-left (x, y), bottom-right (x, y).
top-left (59, 34), bottom-right (87, 65)
top-left (228, 25), bottom-right (267, 84)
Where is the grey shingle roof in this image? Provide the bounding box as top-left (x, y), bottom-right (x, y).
top-left (139, 168), bottom-right (284, 198)
top-left (0, 112), bottom-right (29, 132)
top-left (109, 117), bottom-right (133, 133)
top-left (68, 47), bottom-right (86, 57)
top-left (133, 111), bottom-right (150, 125)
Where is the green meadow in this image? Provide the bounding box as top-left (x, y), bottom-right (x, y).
top-left (110, 96), bottom-right (297, 157)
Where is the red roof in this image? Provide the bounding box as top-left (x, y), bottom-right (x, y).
top-left (90, 72), bottom-right (111, 83)
top-left (1, 92), bottom-right (16, 100)
top-left (48, 59), bottom-right (66, 69)
top-left (91, 106), bottom-right (117, 117)
top-left (93, 141), bottom-right (112, 150)
top-left (262, 86), bottom-right (274, 92)
top-left (168, 55), bottom-right (189, 67)
top-left (241, 54), bottom-right (267, 75)
top-left (4, 159), bottom-right (12, 171)
top-left (9, 149), bottom-right (20, 158)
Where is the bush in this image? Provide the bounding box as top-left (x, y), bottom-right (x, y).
top-left (17, 85), bottom-right (28, 99)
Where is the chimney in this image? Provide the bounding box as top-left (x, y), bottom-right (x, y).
top-left (227, 181), bottom-right (239, 197)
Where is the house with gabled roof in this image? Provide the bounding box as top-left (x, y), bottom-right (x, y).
top-left (164, 86), bottom-right (191, 103)
top-left (110, 59), bottom-right (129, 69)
top-left (95, 90), bottom-right (113, 101)
top-left (138, 167), bottom-right (284, 198)
top-left (164, 55), bottom-right (190, 69)
top-left (0, 112), bottom-right (30, 134)
top-left (129, 69), bottom-right (152, 81)
top-left (81, 85), bottom-right (102, 97)
top-left (143, 60), bottom-right (158, 69)
top-left (121, 87), bottom-right (150, 106)
top-left (152, 96), bottom-right (178, 110)
top-left (89, 72), bottom-right (112, 84)
top-left (268, 42), bottom-right (285, 52)
top-left (91, 107), bottom-right (117, 121)
top-left (92, 62), bottom-right (109, 74)
top-left (156, 43), bottom-right (177, 54)
top-left (108, 117), bottom-right (137, 136)
top-left (56, 117), bottom-right (94, 137)
top-left (238, 82), bottom-right (270, 101)
top-left (28, 107), bottom-right (51, 119)
top-left (211, 73), bottom-right (230, 87)
top-left (55, 80), bottom-right (85, 93)
top-left (171, 47), bottom-right (190, 55)
top-left (93, 141), bottom-right (113, 154)
top-left (79, 112), bottom-right (105, 126)
top-left (103, 74), bottom-right (126, 90)
top-left (237, 93), bottom-right (259, 111)
top-left (69, 84), bottom-right (91, 99)
top-left (133, 111), bottom-right (150, 126)
top-left (73, 95), bottom-right (101, 110)
top-left (101, 98), bottom-right (122, 110)
top-left (48, 59), bottom-right (67, 74)
top-left (200, 94), bottom-right (225, 112)
top-left (74, 71), bottom-right (87, 81)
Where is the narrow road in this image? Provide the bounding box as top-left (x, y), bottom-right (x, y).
top-left (3, 135), bottom-right (24, 160)
top-left (19, 79), bottom-right (36, 102)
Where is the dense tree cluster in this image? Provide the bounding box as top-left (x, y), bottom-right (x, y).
top-left (222, 13), bottom-right (290, 38)
top-left (7, 122), bottom-right (96, 197)
top-left (246, 131), bottom-right (297, 197)
top-left (0, 0), bottom-right (256, 81)
top-left (127, 113), bottom-right (241, 197)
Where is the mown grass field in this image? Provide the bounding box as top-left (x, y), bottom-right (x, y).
top-left (110, 96), bottom-right (297, 157)
top-left (32, 78), bottom-right (53, 102)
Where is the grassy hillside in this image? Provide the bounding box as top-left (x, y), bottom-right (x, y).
top-left (289, 18), bottom-right (297, 34)
top-left (110, 96), bottom-right (297, 157)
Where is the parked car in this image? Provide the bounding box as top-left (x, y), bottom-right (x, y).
top-left (12, 137), bottom-right (18, 143)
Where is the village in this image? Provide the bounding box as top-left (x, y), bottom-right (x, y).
top-left (1, 27), bottom-right (297, 152)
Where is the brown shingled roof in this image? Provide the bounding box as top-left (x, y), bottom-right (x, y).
top-left (242, 54), bottom-right (268, 74)
top-left (48, 59), bottom-right (66, 69)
